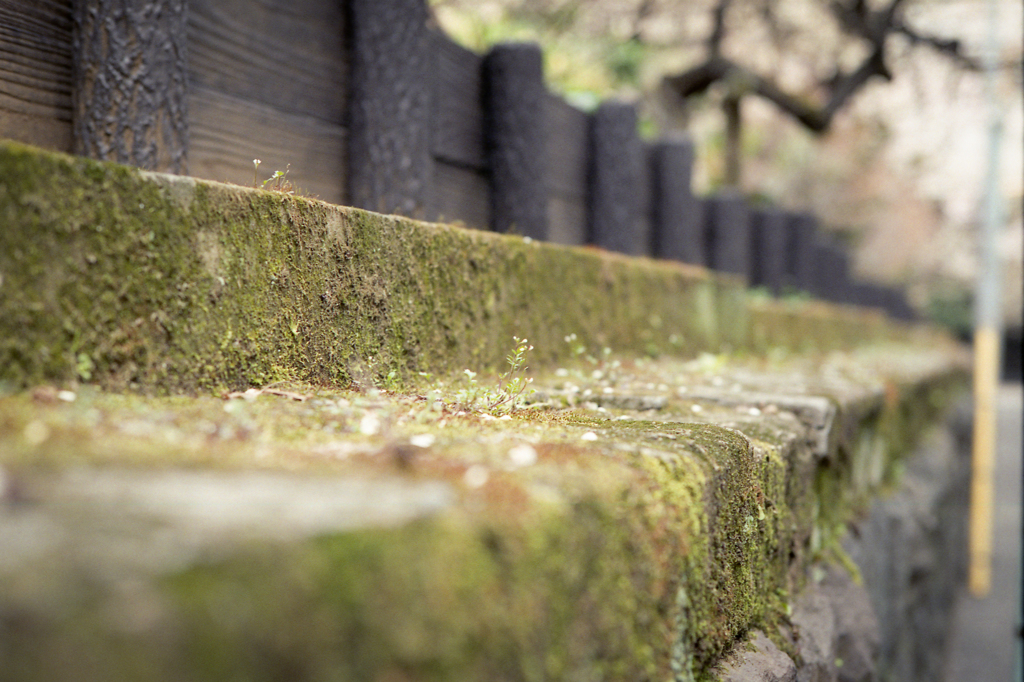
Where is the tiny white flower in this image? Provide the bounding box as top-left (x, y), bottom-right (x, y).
top-left (581, 431), bottom-right (598, 442)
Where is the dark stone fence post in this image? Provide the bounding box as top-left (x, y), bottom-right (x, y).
top-left (651, 137), bottom-right (704, 264)
top-left (347, 0), bottom-right (432, 217)
top-left (885, 287), bottom-right (917, 320)
top-left (788, 212), bottom-right (819, 294)
top-left (750, 207), bottom-right (788, 294)
top-left (483, 43), bottom-right (547, 239)
top-left (72, 0), bottom-right (189, 174)
top-left (852, 283), bottom-right (888, 311)
top-left (811, 239), bottom-right (851, 302)
top-left (587, 101), bottom-right (647, 256)
top-left (705, 191), bottom-right (751, 278)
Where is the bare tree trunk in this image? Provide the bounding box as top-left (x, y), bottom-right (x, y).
top-left (72, 0), bottom-right (188, 173)
top-left (724, 94), bottom-right (741, 188)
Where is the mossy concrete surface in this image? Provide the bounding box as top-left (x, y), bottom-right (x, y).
top-left (0, 344), bottom-right (968, 682)
top-left (1, 140), bottom-right (742, 394)
top-left (3, 140), bottom-right (917, 395)
top-left (0, 140), bottom-right (970, 680)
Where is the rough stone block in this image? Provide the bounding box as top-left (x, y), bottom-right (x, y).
top-left (650, 137), bottom-right (702, 264)
top-left (706, 191), bottom-right (751, 278)
top-left (714, 630), bottom-right (798, 682)
top-left (842, 413), bottom-right (971, 682)
top-left (789, 212), bottom-right (818, 294)
top-left (792, 590), bottom-right (839, 682)
top-left (587, 100), bottom-right (648, 255)
top-left (811, 239), bottom-right (851, 303)
top-left (348, 0), bottom-right (432, 216)
top-left (819, 568), bottom-right (881, 682)
top-left (750, 207), bottom-right (789, 294)
top-left (483, 42), bottom-right (548, 239)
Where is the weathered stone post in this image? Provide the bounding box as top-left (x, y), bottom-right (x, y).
top-left (849, 282), bottom-right (880, 310)
top-left (72, 0), bottom-right (189, 174)
top-left (587, 101), bottom-right (647, 255)
top-left (483, 42), bottom-right (547, 239)
top-left (789, 212), bottom-right (819, 294)
top-left (650, 137), bottom-right (704, 265)
top-left (884, 287), bottom-right (916, 320)
top-left (812, 239), bottom-right (852, 303)
top-left (347, 0), bottom-right (432, 217)
top-left (705, 191), bottom-right (751, 278)
top-left (750, 207), bottom-right (789, 295)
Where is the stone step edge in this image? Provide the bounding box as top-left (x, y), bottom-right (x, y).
top-left (0, 343), bottom-right (970, 681)
top-left (0, 139), bottom-right (923, 395)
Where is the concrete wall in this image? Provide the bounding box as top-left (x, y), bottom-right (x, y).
top-left (0, 141), bottom-right (972, 681)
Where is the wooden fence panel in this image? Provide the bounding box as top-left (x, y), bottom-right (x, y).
top-left (544, 94), bottom-right (588, 245)
top-left (547, 194), bottom-right (587, 246)
top-left (432, 160), bottom-right (489, 230)
top-left (0, 0), bottom-right (884, 311)
top-left (188, 87), bottom-right (346, 203)
top-left (0, 0), bottom-right (73, 152)
top-left (187, 0), bottom-right (348, 201)
top-left (650, 139), bottom-right (700, 263)
top-left (637, 141), bottom-right (653, 254)
top-left (431, 33), bottom-right (484, 170)
top-left (544, 94), bottom-right (587, 198)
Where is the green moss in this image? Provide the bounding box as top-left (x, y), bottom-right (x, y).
top-left (1, 141), bottom-right (925, 395)
top-left (548, 415), bottom-right (803, 675)
top-left (0, 342), bottom-right (970, 681)
top-left (0, 141), bottom-right (735, 393)
top-left (0, 141), bottom-right (972, 681)
top-left (136, 421), bottom-right (801, 681)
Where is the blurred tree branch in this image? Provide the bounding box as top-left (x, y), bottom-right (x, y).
top-left (665, 0), bottom-right (1004, 136)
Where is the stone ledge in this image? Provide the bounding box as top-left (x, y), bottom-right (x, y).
top-left (0, 344), bottom-right (968, 681)
top-left (0, 140), bottom-right (970, 681)
top-left (0, 140), bottom-right (937, 395)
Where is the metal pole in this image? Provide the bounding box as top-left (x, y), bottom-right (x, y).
top-left (967, 0), bottom-right (1004, 598)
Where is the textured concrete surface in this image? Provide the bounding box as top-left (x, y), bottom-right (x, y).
top-left (714, 630), bottom-right (798, 682)
top-left (943, 383), bottom-right (1023, 682)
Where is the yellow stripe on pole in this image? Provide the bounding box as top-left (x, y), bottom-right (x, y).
top-left (968, 325), bottom-right (1001, 597)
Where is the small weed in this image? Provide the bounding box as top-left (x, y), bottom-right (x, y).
top-left (454, 337), bottom-right (535, 414)
top-left (76, 352), bottom-right (94, 381)
top-left (381, 369), bottom-right (402, 392)
top-left (560, 334), bottom-right (622, 384)
top-left (454, 369), bottom-right (485, 409)
top-left (252, 159), bottom-right (296, 195)
top-left (564, 333), bottom-right (586, 360)
top-left (491, 336), bottom-right (534, 412)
